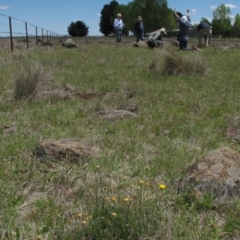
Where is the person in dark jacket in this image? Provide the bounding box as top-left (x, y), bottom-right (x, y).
top-left (173, 8), bottom-right (200, 51)
top-left (134, 16), bottom-right (144, 43)
top-left (197, 22), bottom-right (212, 47)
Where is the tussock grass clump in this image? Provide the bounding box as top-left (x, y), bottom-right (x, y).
top-left (13, 62), bottom-right (51, 100)
top-left (162, 49), bottom-right (207, 76)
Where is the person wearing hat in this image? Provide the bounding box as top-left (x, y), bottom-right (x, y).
top-left (146, 28), bottom-right (167, 48)
top-left (113, 13), bottom-right (125, 43)
top-left (134, 16), bottom-right (144, 43)
top-left (197, 22), bottom-right (212, 47)
top-left (173, 8), bottom-right (200, 51)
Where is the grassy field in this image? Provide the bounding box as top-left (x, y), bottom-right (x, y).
top-left (1, 36), bottom-right (240, 239)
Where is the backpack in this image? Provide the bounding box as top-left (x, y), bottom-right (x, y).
top-left (147, 31), bottom-right (161, 48)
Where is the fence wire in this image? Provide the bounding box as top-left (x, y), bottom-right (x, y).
top-left (0, 13), bottom-right (62, 52)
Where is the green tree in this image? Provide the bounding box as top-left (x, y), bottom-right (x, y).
top-left (100, 0), bottom-right (119, 36)
top-left (212, 4), bottom-right (232, 35)
top-left (200, 17), bottom-right (212, 25)
top-left (213, 4), bottom-right (231, 20)
top-left (127, 0), bottom-right (176, 34)
top-left (233, 14), bottom-right (240, 36)
top-left (67, 21), bottom-right (89, 37)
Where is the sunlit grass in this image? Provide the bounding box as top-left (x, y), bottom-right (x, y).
top-left (0, 37), bottom-right (240, 239)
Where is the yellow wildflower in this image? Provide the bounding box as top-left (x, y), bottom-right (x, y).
top-left (158, 184), bottom-right (167, 190)
top-left (111, 196), bottom-right (117, 202)
top-left (82, 220), bottom-right (87, 225)
top-left (112, 212), bottom-right (117, 217)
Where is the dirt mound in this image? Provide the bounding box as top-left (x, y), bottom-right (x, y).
top-left (178, 147), bottom-right (240, 202)
top-left (217, 44), bottom-right (240, 50)
top-left (96, 109), bottom-right (138, 121)
top-left (34, 138), bottom-right (99, 162)
top-left (133, 41), bottom-right (147, 47)
top-left (2, 125), bottom-right (17, 134)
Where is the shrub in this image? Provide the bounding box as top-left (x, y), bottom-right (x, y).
top-left (162, 49), bottom-right (207, 76)
top-left (13, 62), bottom-right (51, 100)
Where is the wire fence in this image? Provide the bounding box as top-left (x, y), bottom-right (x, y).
top-left (0, 13), bottom-right (62, 52)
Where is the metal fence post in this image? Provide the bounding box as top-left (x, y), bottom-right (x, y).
top-left (36, 26), bottom-right (38, 45)
top-left (9, 16), bottom-right (13, 53)
top-left (25, 22), bottom-right (29, 49)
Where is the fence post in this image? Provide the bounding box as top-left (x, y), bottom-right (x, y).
top-left (36, 26), bottom-right (38, 45)
top-left (9, 17), bottom-right (13, 53)
top-left (25, 22), bottom-right (29, 49)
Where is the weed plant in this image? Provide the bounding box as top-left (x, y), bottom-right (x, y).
top-left (0, 37), bottom-right (240, 239)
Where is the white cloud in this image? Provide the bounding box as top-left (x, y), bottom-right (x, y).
top-left (225, 4), bottom-right (237, 8)
top-left (210, 5), bottom-right (217, 9)
top-left (0, 5), bottom-right (9, 10)
top-left (191, 9), bottom-right (197, 16)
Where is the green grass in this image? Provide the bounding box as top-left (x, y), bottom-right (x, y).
top-left (1, 36), bottom-right (240, 239)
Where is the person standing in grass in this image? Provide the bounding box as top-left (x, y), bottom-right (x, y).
top-left (134, 16), bottom-right (144, 43)
top-left (173, 8), bottom-right (200, 51)
top-left (114, 13), bottom-right (125, 43)
top-left (197, 22), bottom-right (212, 47)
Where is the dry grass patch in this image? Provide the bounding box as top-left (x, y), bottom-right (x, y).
top-left (96, 109), bottom-right (138, 121)
top-left (162, 49), bottom-right (207, 75)
top-left (13, 61), bottom-right (52, 100)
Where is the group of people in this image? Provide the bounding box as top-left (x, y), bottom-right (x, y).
top-left (113, 9), bottom-right (213, 50)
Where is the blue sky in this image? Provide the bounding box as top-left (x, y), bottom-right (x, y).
top-left (0, 0), bottom-right (239, 36)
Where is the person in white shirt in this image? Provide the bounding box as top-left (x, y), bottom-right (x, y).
top-left (113, 13), bottom-right (125, 43)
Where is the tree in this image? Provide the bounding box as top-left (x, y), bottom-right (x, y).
top-left (127, 0), bottom-right (176, 34)
top-left (99, 0), bottom-right (119, 36)
top-left (67, 21), bottom-right (89, 37)
top-left (212, 4), bottom-right (232, 35)
top-left (200, 18), bottom-right (212, 25)
top-left (213, 4), bottom-right (231, 20)
top-left (233, 14), bottom-right (240, 36)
